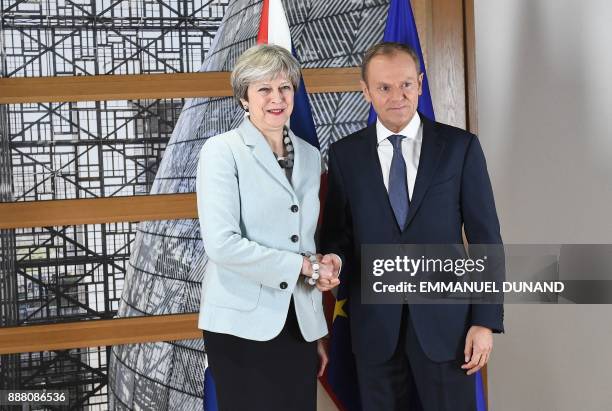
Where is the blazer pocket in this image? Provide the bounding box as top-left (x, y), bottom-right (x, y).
top-left (208, 270), bottom-right (262, 311)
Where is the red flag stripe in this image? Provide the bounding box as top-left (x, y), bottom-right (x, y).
top-left (256, 0), bottom-right (269, 44)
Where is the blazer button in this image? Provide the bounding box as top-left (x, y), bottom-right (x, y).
top-left (280, 282), bottom-right (288, 290)
top-left (291, 234), bottom-right (299, 242)
top-left (291, 205), bottom-right (299, 213)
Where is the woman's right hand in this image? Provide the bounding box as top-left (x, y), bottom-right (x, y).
top-left (301, 255), bottom-right (340, 291)
top-left (301, 255), bottom-right (333, 277)
top-left (301, 256), bottom-right (313, 276)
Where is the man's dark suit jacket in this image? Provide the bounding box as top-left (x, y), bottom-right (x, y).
top-left (320, 115), bottom-right (504, 364)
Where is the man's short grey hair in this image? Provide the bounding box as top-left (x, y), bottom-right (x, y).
top-left (231, 44), bottom-right (301, 105)
top-left (361, 42), bottom-right (422, 82)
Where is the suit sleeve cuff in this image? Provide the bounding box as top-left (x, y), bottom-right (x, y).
top-left (471, 304), bottom-right (504, 333)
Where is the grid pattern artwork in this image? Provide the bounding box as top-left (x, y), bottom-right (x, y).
top-left (0, 0), bottom-right (231, 408)
top-left (8, 99), bottom-right (181, 201)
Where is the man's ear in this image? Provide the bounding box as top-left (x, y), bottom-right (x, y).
top-left (417, 72), bottom-right (424, 96)
top-left (360, 80), bottom-right (372, 104)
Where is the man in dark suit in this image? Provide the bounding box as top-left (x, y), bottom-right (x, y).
top-left (320, 42), bottom-right (504, 410)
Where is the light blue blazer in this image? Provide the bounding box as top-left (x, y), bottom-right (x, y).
top-left (196, 119), bottom-right (328, 342)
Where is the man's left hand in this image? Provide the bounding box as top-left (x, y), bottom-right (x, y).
top-left (461, 325), bottom-right (493, 375)
top-left (314, 261), bottom-right (340, 292)
top-left (320, 253), bottom-right (341, 277)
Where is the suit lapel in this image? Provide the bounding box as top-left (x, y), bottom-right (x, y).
top-left (238, 119), bottom-right (295, 197)
top-left (288, 129), bottom-right (311, 197)
top-left (364, 124), bottom-right (387, 196)
top-left (404, 116), bottom-right (445, 229)
top-left (362, 125), bottom-right (400, 228)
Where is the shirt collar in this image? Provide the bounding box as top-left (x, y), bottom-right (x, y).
top-left (376, 112), bottom-right (422, 144)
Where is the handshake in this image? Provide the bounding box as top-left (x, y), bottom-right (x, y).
top-left (300, 253), bottom-right (341, 292)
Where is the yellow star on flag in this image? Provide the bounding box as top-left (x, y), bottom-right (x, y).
top-left (333, 298), bottom-right (348, 322)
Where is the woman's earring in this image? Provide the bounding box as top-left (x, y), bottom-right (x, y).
top-left (243, 105), bottom-right (249, 117)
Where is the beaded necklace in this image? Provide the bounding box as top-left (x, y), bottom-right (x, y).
top-left (274, 127), bottom-right (294, 169)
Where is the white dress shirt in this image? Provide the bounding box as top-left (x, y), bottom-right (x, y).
top-left (376, 112), bottom-right (423, 199)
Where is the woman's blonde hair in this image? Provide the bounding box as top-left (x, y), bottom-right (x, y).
top-left (231, 44), bottom-right (301, 106)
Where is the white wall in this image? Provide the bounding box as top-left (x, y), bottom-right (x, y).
top-left (475, 0), bottom-right (612, 409)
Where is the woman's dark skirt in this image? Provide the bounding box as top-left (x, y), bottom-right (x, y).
top-left (204, 299), bottom-right (318, 411)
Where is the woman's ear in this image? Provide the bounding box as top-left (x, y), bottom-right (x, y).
top-left (239, 98), bottom-right (248, 111)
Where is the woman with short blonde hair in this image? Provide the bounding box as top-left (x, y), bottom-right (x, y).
top-left (196, 44), bottom-right (340, 411)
